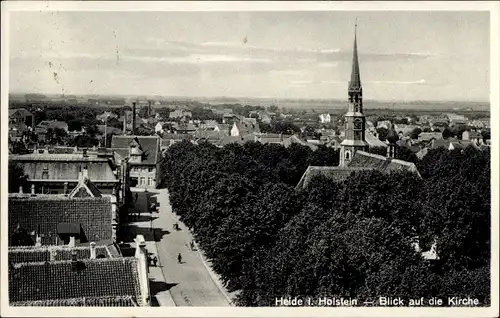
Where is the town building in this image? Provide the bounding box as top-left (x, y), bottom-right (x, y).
top-left (8, 235), bottom-right (150, 306)
top-left (462, 130), bottom-right (482, 143)
top-left (9, 108), bottom-right (35, 130)
top-left (231, 118), bottom-right (260, 137)
top-left (111, 135), bottom-right (161, 189)
top-left (10, 152), bottom-right (121, 197)
top-left (319, 113), bottom-right (332, 124)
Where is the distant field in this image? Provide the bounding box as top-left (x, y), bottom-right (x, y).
top-left (9, 93), bottom-right (490, 113)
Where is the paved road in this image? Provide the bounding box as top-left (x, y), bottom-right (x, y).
top-left (134, 188), bottom-right (231, 307)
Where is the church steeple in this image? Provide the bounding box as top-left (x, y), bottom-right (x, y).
top-left (340, 21), bottom-right (369, 167)
top-left (349, 22), bottom-right (361, 92)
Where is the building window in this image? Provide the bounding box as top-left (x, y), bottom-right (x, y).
top-left (148, 167), bottom-right (154, 173)
top-left (140, 177), bottom-right (146, 185)
top-left (148, 177), bottom-right (154, 186)
top-left (42, 168), bottom-right (49, 179)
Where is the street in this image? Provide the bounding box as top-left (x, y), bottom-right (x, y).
top-left (129, 188), bottom-right (232, 306)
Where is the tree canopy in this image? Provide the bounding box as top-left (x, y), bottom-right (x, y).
top-left (159, 136), bottom-right (490, 307)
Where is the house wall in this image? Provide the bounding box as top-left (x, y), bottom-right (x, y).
top-left (129, 165), bottom-right (157, 188)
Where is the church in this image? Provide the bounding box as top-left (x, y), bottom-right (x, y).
top-left (296, 25), bottom-right (420, 190)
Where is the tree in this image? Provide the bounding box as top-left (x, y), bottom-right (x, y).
top-left (376, 127), bottom-right (388, 141)
top-left (9, 162), bottom-right (28, 193)
top-left (442, 127), bottom-right (454, 139)
top-left (410, 128), bottom-right (422, 140)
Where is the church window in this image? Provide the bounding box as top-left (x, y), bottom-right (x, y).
top-left (345, 150), bottom-right (351, 160)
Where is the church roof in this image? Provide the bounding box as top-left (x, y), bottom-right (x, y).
top-left (296, 150), bottom-right (421, 189)
top-left (348, 151), bottom-right (421, 177)
top-left (348, 24), bottom-right (361, 92)
top-left (295, 166), bottom-right (371, 190)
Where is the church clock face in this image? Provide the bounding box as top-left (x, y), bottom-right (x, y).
top-left (354, 121), bottom-right (362, 130)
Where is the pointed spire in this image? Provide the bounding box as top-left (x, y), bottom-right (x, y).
top-left (349, 20), bottom-right (361, 91)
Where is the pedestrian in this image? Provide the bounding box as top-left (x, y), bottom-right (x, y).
top-left (135, 193), bottom-right (138, 202)
top-left (152, 256), bottom-right (158, 267)
top-left (190, 241), bottom-right (194, 251)
top-left (147, 255), bottom-right (152, 266)
top-left (177, 253), bottom-right (182, 264)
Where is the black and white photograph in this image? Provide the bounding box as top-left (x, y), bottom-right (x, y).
top-left (1, 1), bottom-right (499, 317)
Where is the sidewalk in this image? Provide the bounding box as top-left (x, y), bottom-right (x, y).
top-left (193, 240), bottom-right (237, 306)
top-left (130, 188), bottom-right (176, 307)
top-left (146, 240), bottom-right (177, 307)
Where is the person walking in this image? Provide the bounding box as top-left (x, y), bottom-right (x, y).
top-left (190, 241), bottom-right (195, 251)
top-left (177, 253), bottom-right (182, 264)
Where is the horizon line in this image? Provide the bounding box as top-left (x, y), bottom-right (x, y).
top-left (8, 92), bottom-right (490, 105)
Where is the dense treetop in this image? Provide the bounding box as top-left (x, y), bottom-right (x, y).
top-left (160, 140), bottom-right (490, 306)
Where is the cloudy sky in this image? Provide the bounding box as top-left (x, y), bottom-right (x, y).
top-left (9, 10), bottom-right (489, 101)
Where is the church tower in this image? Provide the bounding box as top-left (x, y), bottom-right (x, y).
top-left (340, 23), bottom-right (369, 166)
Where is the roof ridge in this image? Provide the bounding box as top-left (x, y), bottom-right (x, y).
top-left (12, 257), bottom-right (137, 267)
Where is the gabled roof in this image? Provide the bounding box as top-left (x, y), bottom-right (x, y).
top-left (68, 178), bottom-right (103, 198)
top-left (9, 108), bottom-right (33, 118)
top-left (10, 154), bottom-right (118, 182)
top-left (282, 135), bottom-right (318, 151)
top-left (8, 257), bottom-right (142, 306)
top-left (111, 135), bottom-right (160, 165)
top-left (8, 196), bottom-right (113, 246)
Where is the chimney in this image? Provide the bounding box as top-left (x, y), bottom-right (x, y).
top-left (134, 235), bottom-right (150, 306)
top-left (69, 236), bottom-right (76, 247)
top-left (123, 112), bottom-right (127, 135)
top-left (19, 185), bottom-right (23, 194)
top-left (71, 250), bottom-right (78, 271)
top-left (31, 184), bottom-right (35, 195)
top-left (132, 102), bottom-right (137, 135)
top-left (35, 235), bottom-right (42, 247)
top-left (90, 242), bottom-right (96, 259)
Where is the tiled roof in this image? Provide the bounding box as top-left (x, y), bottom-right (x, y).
top-left (10, 154), bottom-right (118, 182)
top-left (9, 245), bottom-right (113, 264)
top-left (193, 129), bottom-right (227, 139)
top-left (296, 166), bottom-right (371, 189)
top-left (111, 135), bottom-right (160, 165)
top-left (282, 135), bottom-right (318, 151)
top-left (8, 258), bottom-right (142, 306)
top-left (8, 196), bottom-right (113, 246)
top-left (348, 151), bottom-right (421, 177)
top-left (217, 136), bottom-right (246, 147)
top-left (38, 120), bottom-right (69, 131)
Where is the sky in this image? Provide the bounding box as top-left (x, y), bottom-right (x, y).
top-left (8, 10), bottom-right (490, 101)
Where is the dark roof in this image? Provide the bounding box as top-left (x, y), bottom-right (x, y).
top-left (9, 245), bottom-right (113, 264)
top-left (348, 151), bottom-right (421, 177)
top-left (9, 154), bottom-right (118, 182)
top-left (57, 223), bottom-right (81, 235)
top-left (8, 196), bottom-right (113, 246)
top-left (296, 166), bottom-right (371, 189)
top-left (111, 135), bottom-right (160, 165)
top-left (8, 258), bottom-right (142, 306)
top-left (38, 120), bottom-right (68, 130)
